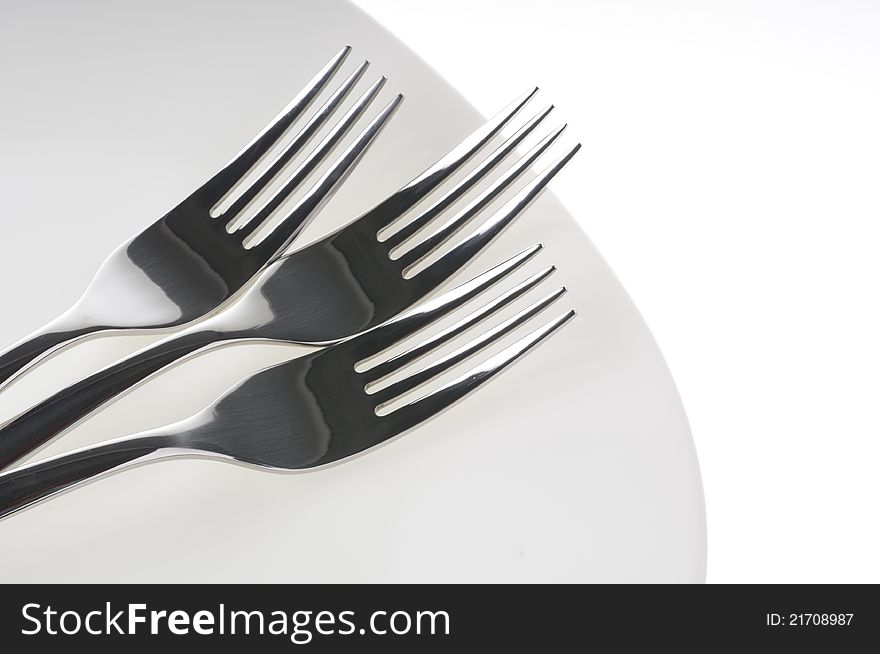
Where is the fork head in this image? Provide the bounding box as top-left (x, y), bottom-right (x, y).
top-left (75, 47), bottom-right (400, 328)
top-left (181, 248), bottom-right (575, 470)
top-left (220, 93), bottom-right (581, 344)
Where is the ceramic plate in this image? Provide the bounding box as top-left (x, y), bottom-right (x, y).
top-left (0, 0), bottom-right (705, 582)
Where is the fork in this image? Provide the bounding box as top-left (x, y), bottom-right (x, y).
top-left (0, 93), bottom-right (579, 469)
top-left (0, 46), bottom-right (400, 389)
top-left (0, 254), bottom-right (575, 520)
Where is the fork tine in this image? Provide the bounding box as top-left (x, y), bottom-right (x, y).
top-left (220, 61), bottom-right (370, 225)
top-left (195, 46), bottom-right (351, 204)
top-left (395, 124), bottom-right (567, 270)
top-left (357, 88), bottom-right (539, 234)
top-left (250, 93), bottom-right (404, 258)
top-left (363, 265), bottom-right (556, 386)
top-left (346, 244), bottom-right (542, 362)
top-left (382, 310), bottom-right (576, 428)
top-left (383, 105), bottom-right (555, 249)
top-left (236, 76), bottom-right (387, 240)
top-left (412, 143), bottom-right (581, 290)
top-left (371, 287), bottom-right (566, 406)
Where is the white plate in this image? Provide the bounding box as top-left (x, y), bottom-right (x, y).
top-left (0, 0), bottom-right (705, 582)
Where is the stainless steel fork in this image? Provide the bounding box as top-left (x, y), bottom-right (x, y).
top-left (0, 255), bottom-right (574, 521)
top-left (0, 92), bottom-right (579, 469)
top-left (0, 46), bottom-right (399, 389)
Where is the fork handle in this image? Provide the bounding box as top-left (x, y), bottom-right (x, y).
top-left (0, 319), bottom-right (95, 389)
top-left (0, 436), bottom-right (173, 521)
top-left (0, 330), bottom-right (221, 470)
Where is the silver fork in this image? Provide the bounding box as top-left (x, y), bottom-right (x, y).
top-left (0, 255), bottom-right (574, 521)
top-left (0, 92), bottom-right (579, 469)
top-left (0, 46), bottom-right (400, 389)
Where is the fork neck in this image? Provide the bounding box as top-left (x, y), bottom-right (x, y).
top-left (0, 309), bottom-right (99, 391)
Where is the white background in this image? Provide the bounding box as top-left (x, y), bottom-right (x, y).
top-left (357, 0), bottom-right (880, 583)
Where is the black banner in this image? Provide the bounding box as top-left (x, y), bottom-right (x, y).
top-left (1, 584), bottom-right (876, 650)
